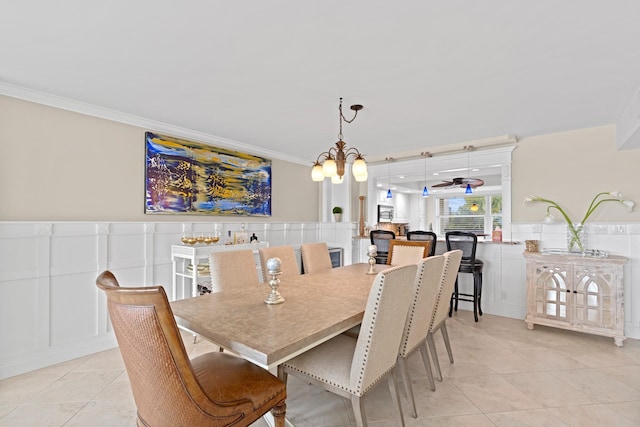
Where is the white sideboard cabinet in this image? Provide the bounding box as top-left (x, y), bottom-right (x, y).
top-left (523, 252), bottom-right (627, 346)
top-left (171, 242), bottom-right (269, 300)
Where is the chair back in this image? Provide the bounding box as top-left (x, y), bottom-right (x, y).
top-left (300, 242), bottom-right (333, 274)
top-left (95, 271), bottom-right (248, 426)
top-left (430, 250), bottom-right (463, 330)
top-left (259, 245), bottom-right (300, 281)
top-left (406, 231), bottom-right (438, 256)
top-left (445, 231), bottom-right (478, 266)
top-left (209, 250), bottom-right (259, 292)
top-left (399, 255), bottom-right (445, 357)
top-left (351, 264), bottom-right (417, 394)
top-left (369, 230), bottom-right (396, 263)
top-left (387, 239), bottom-right (431, 265)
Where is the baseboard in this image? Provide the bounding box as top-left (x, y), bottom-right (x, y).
top-left (0, 335), bottom-right (118, 380)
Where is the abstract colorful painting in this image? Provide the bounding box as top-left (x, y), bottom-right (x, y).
top-left (145, 132), bottom-right (271, 216)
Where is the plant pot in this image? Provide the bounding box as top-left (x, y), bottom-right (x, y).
top-left (333, 213), bottom-right (342, 222)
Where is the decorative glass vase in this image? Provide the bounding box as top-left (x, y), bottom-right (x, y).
top-left (567, 223), bottom-right (587, 253)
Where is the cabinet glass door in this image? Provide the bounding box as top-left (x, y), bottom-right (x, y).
top-left (573, 265), bottom-right (613, 328)
top-left (534, 264), bottom-right (569, 320)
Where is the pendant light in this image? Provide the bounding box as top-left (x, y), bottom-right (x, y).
top-left (386, 157), bottom-right (393, 199)
top-left (421, 151), bottom-right (431, 197)
top-left (465, 145), bottom-right (473, 194)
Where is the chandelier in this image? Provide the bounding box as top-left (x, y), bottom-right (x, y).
top-left (311, 98), bottom-right (368, 183)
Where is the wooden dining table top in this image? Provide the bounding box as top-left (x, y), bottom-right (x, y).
top-left (171, 263), bottom-right (382, 369)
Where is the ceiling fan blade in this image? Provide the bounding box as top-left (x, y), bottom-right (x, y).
top-left (432, 181), bottom-right (454, 188)
top-left (461, 178), bottom-right (484, 187)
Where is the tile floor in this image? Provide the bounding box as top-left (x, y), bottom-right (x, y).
top-left (1, 312), bottom-right (640, 426)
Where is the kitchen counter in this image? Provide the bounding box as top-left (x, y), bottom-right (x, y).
top-left (353, 236), bottom-right (520, 244)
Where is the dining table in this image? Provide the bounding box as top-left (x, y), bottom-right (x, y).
top-left (171, 263), bottom-right (380, 370)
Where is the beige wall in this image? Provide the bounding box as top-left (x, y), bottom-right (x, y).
top-left (0, 95), bottom-right (319, 222)
top-left (512, 125), bottom-right (640, 223)
top-left (4, 95), bottom-right (640, 224)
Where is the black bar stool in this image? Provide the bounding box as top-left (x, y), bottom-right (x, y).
top-left (370, 230), bottom-right (395, 264)
top-left (406, 231), bottom-right (438, 257)
top-left (446, 231), bottom-right (484, 322)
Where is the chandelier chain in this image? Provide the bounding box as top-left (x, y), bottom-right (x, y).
top-left (338, 97), bottom-right (359, 140)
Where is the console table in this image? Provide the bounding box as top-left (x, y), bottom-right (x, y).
top-left (171, 242), bottom-right (269, 300)
top-left (523, 252), bottom-right (627, 346)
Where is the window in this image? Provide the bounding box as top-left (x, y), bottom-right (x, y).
top-left (437, 195), bottom-right (502, 236)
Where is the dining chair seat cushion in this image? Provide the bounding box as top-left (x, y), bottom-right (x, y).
top-left (191, 352), bottom-right (286, 411)
top-left (282, 334), bottom-right (357, 394)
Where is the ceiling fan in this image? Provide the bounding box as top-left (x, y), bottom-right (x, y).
top-left (432, 177), bottom-right (484, 189)
top-left (432, 145), bottom-right (484, 190)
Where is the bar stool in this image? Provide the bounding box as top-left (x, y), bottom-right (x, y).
top-left (406, 231), bottom-right (438, 256)
top-left (446, 231), bottom-right (484, 322)
top-left (370, 230), bottom-right (396, 264)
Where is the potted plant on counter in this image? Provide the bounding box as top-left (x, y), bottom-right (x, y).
top-left (332, 206), bottom-right (343, 222)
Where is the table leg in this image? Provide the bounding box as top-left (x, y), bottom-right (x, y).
top-left (171, 257), bottom-right (177, 301)
top-left (191, 262), bottom-right (198, 298)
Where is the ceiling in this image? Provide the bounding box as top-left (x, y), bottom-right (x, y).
top-left (2, 1), bottom-right (640, 169)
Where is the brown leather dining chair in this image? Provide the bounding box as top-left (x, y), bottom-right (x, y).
top-left (96, 271), bottom-right (287, 427)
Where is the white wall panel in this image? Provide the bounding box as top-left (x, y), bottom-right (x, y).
top-left (0, 278), bottom-right (39, 359)
top-left (50, 272), bottom-right (98, 346)
top-left (108, 233), bottom-right (146, 270)
top-left (50, 235), bottom-right (98, 276)
top-left (1, 219), bottom-right (639, 381)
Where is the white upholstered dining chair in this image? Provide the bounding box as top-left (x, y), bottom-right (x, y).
top-left (278, 264), bottom-right (418, 427)
top-left (387, 239), bottom-right (431, 266)
top-left (396, 254), bottom-right (445, 418)
top-left (258, 245), bottom-right (301, 281)
top-left (427, 250), bottom-right (463, 382)
top-left (300, 242), bottom-right (333, 274)
top-left (208, 250), bottom-right (259, 292)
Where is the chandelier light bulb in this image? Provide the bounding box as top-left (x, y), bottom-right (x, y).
top-left (322, 158), bottom-right (337, 177)
top-left (331, 174), bottom-right (344, 184)
top-left (355, 170), bottom-right (368, 182)
top-left (311, 163), bottom-right (324, 181)
top-left (352, 157), bottom-right (367, 178)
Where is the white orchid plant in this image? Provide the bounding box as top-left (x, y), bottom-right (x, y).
top-left (524, 192), bottom-right (635, 252)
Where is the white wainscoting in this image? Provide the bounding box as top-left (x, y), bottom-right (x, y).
top-left (0, 221), bottom-right (356, 380)
top-left (1, 220), bottom-right (638, 380)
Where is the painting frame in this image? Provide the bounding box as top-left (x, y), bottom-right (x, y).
top-left (145, 132), bottom-right (272, 216)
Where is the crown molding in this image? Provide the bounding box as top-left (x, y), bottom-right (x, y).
top-left (0, 81), bottom-right (308, 165)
